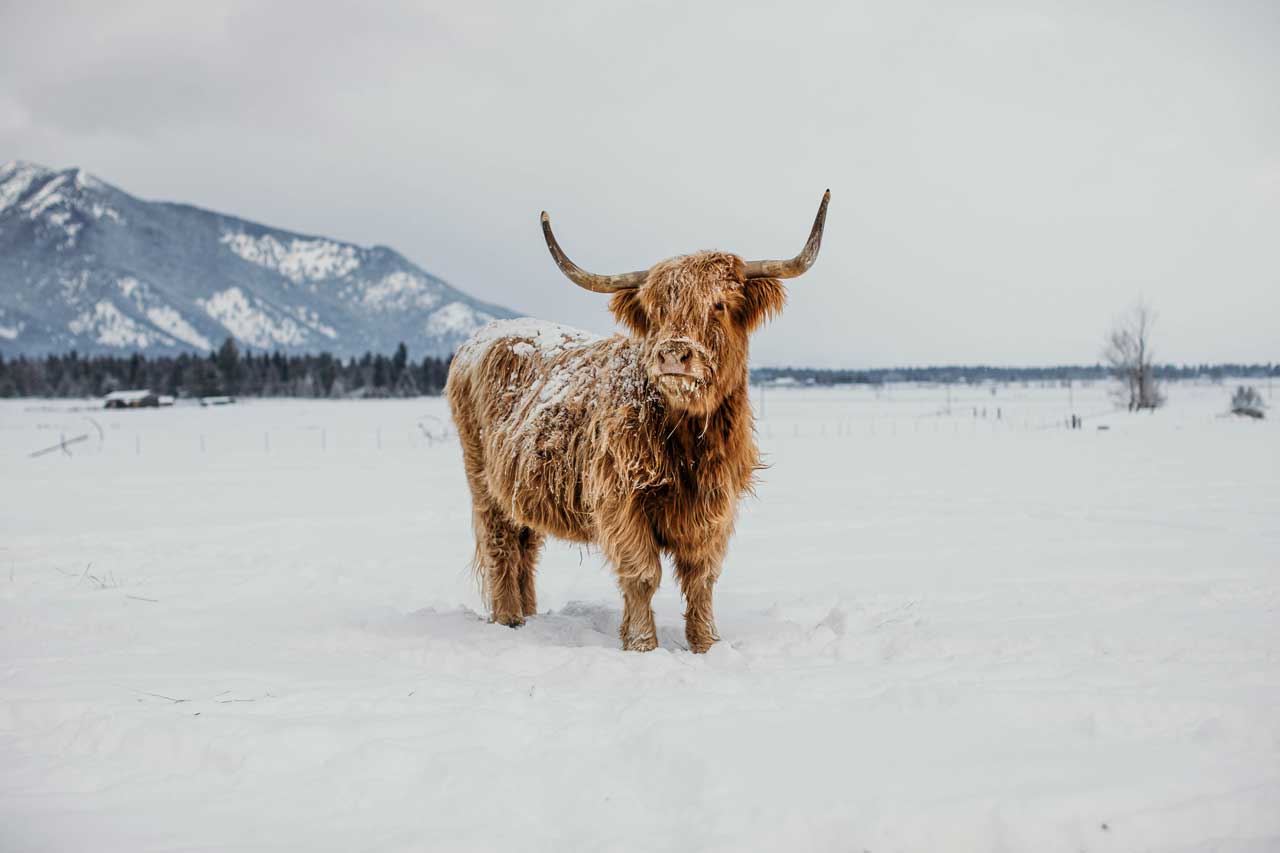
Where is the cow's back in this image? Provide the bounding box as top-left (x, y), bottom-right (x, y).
top-left (447, 318), bottom-right (649, 542)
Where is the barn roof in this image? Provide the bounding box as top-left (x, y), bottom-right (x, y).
top-left (103, 389), bottom-right (154, 402)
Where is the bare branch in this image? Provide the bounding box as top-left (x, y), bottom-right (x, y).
top-left (1102, 300), bottom-right (1164, 411)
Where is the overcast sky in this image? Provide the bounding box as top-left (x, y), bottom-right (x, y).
top-left (2, 1), bottom-right (1276, 366)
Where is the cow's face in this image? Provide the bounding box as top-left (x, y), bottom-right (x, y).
top-left (608, 253), bottom-right (785, 414)
top-left (539, 191), bottom-right (829, 416)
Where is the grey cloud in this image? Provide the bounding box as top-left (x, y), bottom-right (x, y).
top-left (2, 0), bottom-right (1276, 365)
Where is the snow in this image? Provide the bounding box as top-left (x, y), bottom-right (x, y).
top-left (87, 201), bottom-right (124, 224)
top-left (1, 381), bottom-right (1277, 852)
top-left (69, 280), bottom-right (216, 350)
top-left (0, 162), bottom-right (121, 225)
top-left (0, 162), bottom-right (52, 211)
top-left (102, 389), bottom-right (155, 404)
top-left (452, 317), bottom-right (599, 370)
top-left (0, 320), bottom-right (23, 340)
top-left (18, 172), bottom-right (67, 218)
top-left (66, 300), bottom-right (174, 349)
top-left (145, 305), bottom-right (213, 352)
top-left (116, 276), bottom-right (140, 299)
top-left (72, 168), bottom-right (104, 192)
top-left (220, 231), bottom-right (361, 283)
top-left (198, 287), bottom-right (307, 348)
top-left (468, 323), bottom-right (654, 478)
top-left (106, 277), bottom-right (214, 351)
top-left (0, 163), bottom-right (122, 250)
top-left (286, 304), bottom-right (338, 340)
top-left (0, 161), bottom-right (47, 212)
top-left (60, 270), bottom-right (89, 300)
top-left (360, 271), bottom-right (441, 311)
top-left (423, 300), bottom-right (494, 338)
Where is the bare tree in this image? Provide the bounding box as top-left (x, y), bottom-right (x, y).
top-left (1103, 301), bottom-right (1164, 411)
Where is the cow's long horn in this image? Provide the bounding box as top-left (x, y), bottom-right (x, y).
top-left (742, 190), bottom-right (830, 280)
top-left (541, 212), bottom-right (648, 293)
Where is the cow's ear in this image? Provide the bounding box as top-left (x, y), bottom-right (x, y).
top-left (609, 289), bottom-right (649, 335)
top-left (738, 278), bottom-right (786, 331)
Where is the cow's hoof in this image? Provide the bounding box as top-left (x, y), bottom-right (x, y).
top-left (687, 638), bottom-right (716, 654)
top-left (623, 635), bottom-right (658, 652)
top-left (686, 628), bottom-right (718, 654)
top-left (493, 614), bottom-right (525, 629)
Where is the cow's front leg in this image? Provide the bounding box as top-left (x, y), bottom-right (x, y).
top-left (674, 538), bottom-right (726, 653)
top-left (618, 561), bottom-right (661, 652)
top-left (599, 501), bottom-right (661, 652)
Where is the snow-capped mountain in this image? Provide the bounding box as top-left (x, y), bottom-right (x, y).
top-left (0, 160), bottom-right (517, 357)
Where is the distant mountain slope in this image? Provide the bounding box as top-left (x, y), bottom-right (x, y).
top-left (0, 160), bottom-right (517, 357)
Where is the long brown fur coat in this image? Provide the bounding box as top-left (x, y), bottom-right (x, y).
top-left (447, 251), bottom-right (785, 651)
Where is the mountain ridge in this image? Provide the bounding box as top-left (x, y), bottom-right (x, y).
top-left (0, 160), bottom-right (517, 357)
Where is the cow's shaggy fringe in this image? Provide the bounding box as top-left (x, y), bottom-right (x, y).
top-left (447, 251), bottom-right (786, 652)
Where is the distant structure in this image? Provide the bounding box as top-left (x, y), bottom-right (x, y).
top-left (103, 389), bottom-right (174, 409)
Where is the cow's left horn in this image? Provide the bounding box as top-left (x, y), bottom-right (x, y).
top-left (742, 190), bottom-right (830, 280)
top-left (541, 212), bottom-right (648, 293)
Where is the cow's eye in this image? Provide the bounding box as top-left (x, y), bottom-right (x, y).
top-left (713, 302), bottom-right (726, 312)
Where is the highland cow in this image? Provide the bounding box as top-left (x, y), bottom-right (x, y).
top-left (446, 192), bottom-right (829, 652)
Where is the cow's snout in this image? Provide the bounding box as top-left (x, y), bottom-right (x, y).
top-left (654, 341), bottom-right (695, 376)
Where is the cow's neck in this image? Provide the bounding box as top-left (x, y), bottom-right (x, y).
top-left (658, 371), bottom-right (755, 491)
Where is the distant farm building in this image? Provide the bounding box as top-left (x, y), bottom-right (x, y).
top-left (103, 389), bottom-right (175, 409)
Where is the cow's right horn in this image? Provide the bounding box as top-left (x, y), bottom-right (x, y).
top-left (741, 190), bottom-right (830, 280)
top-left (541, 212), bottom-right (648, 293)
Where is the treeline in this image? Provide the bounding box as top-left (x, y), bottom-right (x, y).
top-left (751, 363), bottom-right (1279, 386)
top-left (3, 342), bottom-right (1275, 398)
top-left (0, 339), bottom-right (451, 399)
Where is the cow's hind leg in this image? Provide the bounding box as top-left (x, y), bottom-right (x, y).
top-left (516, 526), bottom-right (544, 617)
top-left (474, 504), bottom-right (536, 627)
top-left (450, 376), bottom-right (539, 625)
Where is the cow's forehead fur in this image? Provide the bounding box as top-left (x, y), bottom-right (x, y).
top-left (639, 252), bottom-right (744, 318)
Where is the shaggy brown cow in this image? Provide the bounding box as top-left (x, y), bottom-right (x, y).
top-left (446, 192), bottom-right (829, 652)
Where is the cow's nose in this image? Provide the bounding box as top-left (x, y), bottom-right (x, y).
top-left (656, 344), bottom-right (693, 375)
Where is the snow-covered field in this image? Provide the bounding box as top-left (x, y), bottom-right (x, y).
top-left (2, 381), bottom-right (1277, 852)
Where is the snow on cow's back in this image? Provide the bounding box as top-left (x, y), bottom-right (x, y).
top-left (451, 317), bottom-right (601, 375)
